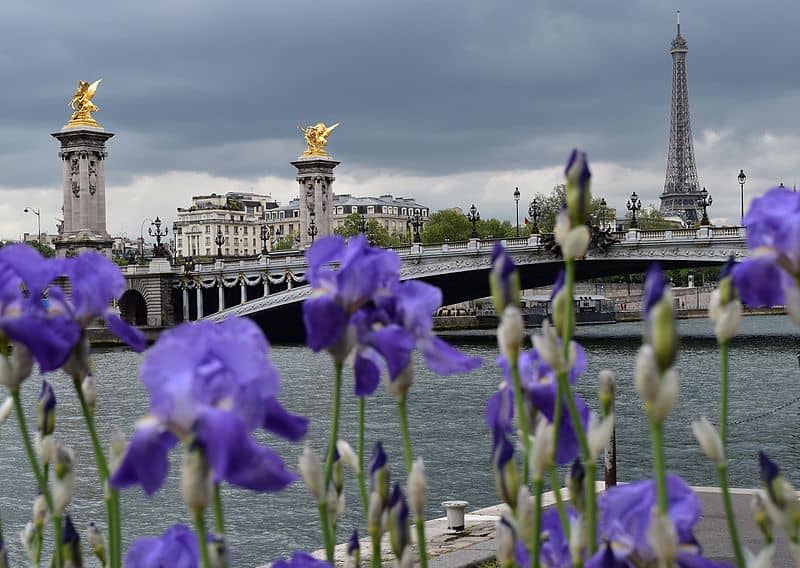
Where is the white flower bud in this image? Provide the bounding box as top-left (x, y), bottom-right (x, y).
top-left (598, 370), bottom-right (615, 416)
top-left (110, 428), bottom-right (127, 473)
top-left (20, 521), bottom-right (36, 561)
top-left (709, 289), bottom-right (742, 343)
top-left (399, 548), bottom-right (415, 568)
top-left (181, 446), bottom-right (212, 514)
top-left (634, 345), bottom-right (660, 406)
top-left (33, 493), bottom-right (48, 528)
top-left (36, 433), bottom-right (55, 466)
top-left (498, 306), bottom-right (524, 361)
top-left (561, 226), bottom-right (591, 260)
top-left (0, 397), bottom-right (13, 425)
top-left (408, 457), bottom-right (427, 517)
top-left (568, 515), bottom-right (585, 564)
top-left (385, 364), bottom-right (414, 401)
top-left (52, 445), bottom-right (76, 515)
top-left (336, 440), bottom-right (359, 473)
top-left (368, 492), bottom-right (385, 537)
top-left (299, 444), bottom-right (325, 503)
top-left (530, 419), bottom-right (553, 482)
top-left (326, 483), bottom-right (342, 523)
top-left (0, 343), bottom-right (33, 390)
top-left (588, 413), bottom-right (615, 460)
top-left (744, 545), bottom-right (774, 568)
top-left (647, 510), bottom-right (677, 563)
top-left (554, 211), bottom-right (571, 245)
top-left (532, 320), bottom-right (564, 372)
top-left (87, 521), bottom-right (107, 567)
top-left (496, 517), bottom-right (516, 568)
top-left (692, 416), bottom-right (725, 466)
top-left (82, 375), bottom-right (97, 410)
top-left (650, 371), bottom-right (679, 423)
top-left (515, 485), bottom-right (532, 544)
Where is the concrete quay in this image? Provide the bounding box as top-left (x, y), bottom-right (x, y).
top-left (298, 484), bottom-right (792, 567)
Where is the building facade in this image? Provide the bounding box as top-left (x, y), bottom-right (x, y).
top-left (174, 192), bottom-right (278, 258)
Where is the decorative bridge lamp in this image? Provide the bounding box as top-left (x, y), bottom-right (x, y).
top-left (513, 186), bottom-right (521, 236)
top-left (528, 198), bottom-right (540, 235)
top-left (148, 216), bottom-right (169, 258)
top-left (627, 191), bottom-right (642, 229)
top-left (599, 198), bottom-right (608, 230)
top-left (260, 223), bottom-right (270, 255)
top-left (737, 169), bottom-right (746, 224)
top-left (467, 204), bottom-right (480, 239)
top-left (358, 213), bottom-right (368, 235)
top-left (407, 213), bottom-right (423, 243)
top-left (698, 187), bottom-right (712, 226)
top-left (23, 206), bottom-right (41, 243)
top-left (308, 211), bottom-right (319, 243)
top-left (215, 226), bottom-right (225, 258)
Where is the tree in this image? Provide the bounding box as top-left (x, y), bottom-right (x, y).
top-left (628, 206), bottom-right (683, 230)
top-left (477, 218), bottom-right (515, 239)
top-left (420, 209), bottom-right (472, 243)
top-left (272, 235), bottom-right (295, 251)
top-left (334, 212), bottom-right (403, 247)
top-left (527, 184), bottom-right (609, 232)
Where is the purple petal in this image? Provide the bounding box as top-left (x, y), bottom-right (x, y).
top-left (109, 423), bottom-right (178, 495)
top-left (353, 349), bottom-right (382, 396)
top-left (105, 313), bottom-right (146, 352)
top-left (272, 551), bottom-right (332, 568)
top-left (262, 398), bottom-right (309, 442)
top-left (367, 325), bottom-right (415, 379)
top-left (302, 295), bottom-right (349, 351)
top-left (65, 252), bottom-right (126, 324)
top-left (125, 524), bottom-right (198, 568)
top-left (305, 236), bottom-right (346, 286)
top-left (418, 335), bottom-right (482, 375)
top-left (643, 263), bottom-right (667, 316)
top-left (550, 270), bottom-right (566, 301)
top-left (732, 256), bottom-right (787, 307)
top-left (195, 407), bottom-right (297, 492)
top-left (485, 387), bottom-right (514, 434)
top-left (529, 383), bottom-right (590, 465)
top-left (0, 314), bottom-right (80, 373)
top-left (0, 244), bottom-right (62, 297)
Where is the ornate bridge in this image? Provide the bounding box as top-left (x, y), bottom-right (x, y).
top-left (116, 226), bottom-right (746, 340)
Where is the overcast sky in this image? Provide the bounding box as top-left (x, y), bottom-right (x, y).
top-left (1, 0), bottom-right (798, 240)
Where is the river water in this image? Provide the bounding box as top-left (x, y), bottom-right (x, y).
top-left (1, 316), bottom-right (798, 566)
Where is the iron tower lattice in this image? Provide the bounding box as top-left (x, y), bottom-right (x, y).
top-left (660, 11), bottom-right (703, 223)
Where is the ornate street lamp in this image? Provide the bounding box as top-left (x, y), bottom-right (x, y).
top-left (23, 207), bottom-right (41, 243)
top-left (627, 191), bottom-right (642, 229)
top-left (513, 187), bottom-right (521, 237)
top-left (148, 216), bottom-right (169, 258)
top-left (358, 213), bottom-right (368, 234)
top-left (527, 198), bottom-right (540, 235)
top-left (260, 223), bottom-right (270, 255)
top-left (407, 213), bottom-right (423, 243)
top-left (698, 186), bottom-right (712, 226)
top-left (599, 198), bottom-right (608, 230)
top-left (467, 204), bottom-right (480, 239)
top-left (214, 226), bottom-right (225, 258)
top-left (183, 256), bottom-right (195, 276)
top-left (308, 211), bottom-right (319, 243)
top-left (737, 169), bottom-right (746, 224)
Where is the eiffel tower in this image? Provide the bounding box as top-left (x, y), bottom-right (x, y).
top-left (660, 11), bottom-right (703, 223)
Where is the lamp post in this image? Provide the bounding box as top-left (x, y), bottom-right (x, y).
top-left (527, 198), bottom-right (540, 234)
top-left (23, 207), bottom-right (41, 243)
top-left (698, 187), bottom-right (712, 226)
top-left (407, 213), bottom-right (422, 243)
top-left (139, 217), bottom-right (153, 259)
top-left (467, 204), bottom-right (480, 239)
top-left (214, 226), bottom-right (225, 258)
top-left (260, 223), bottom-right (270, 255)
top-left (513, 186), bottom-right (521, 236)
top-left (358, 213), bottom-right (368, 235)
top-left (308, 211), bottom-right (319, 243)
top-left (599, 198), bottom-right (608, 230)
top-left (737, 169), bottom-right (746, 224)
top-left (627, 191), bottom-right (642, 229)
top-left (148, 216), bottom-right (169, 257)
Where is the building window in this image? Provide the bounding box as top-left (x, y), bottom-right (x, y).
top-left (205, 225), bottom-right (210, 233)
top-left (239, 216), bottom-right (244, 221)
top-left (234, 249), bottom-right (239, 255)
top-left (244, 249), bottom-right (248, 255)
top-left (252, 238), bottom-right (256, 247)
top-left (401, 208), bottom-right (407, 216)
top-left (177, 239), bottom-right (183, 247)
top-left (225, 225), bottom-right (229, 234)
top-left (243, 226), bottom-right (248, 235)
top-left (205, 237), bottom-right (210, 246)
top-left (225, 248), bottom-right (230, 255)
top-left (293, 210), bottom-right (299, 218)
top-left (367, 206), bottom-right (374, 214)
top-left (205, 248), bottom-right (210, 255)
top-left (234, 238), bottom-right (239, 246)
top-left (225, 236), bottom-right (229, 244)
top-left (279, 211), bottom-right (285, 219)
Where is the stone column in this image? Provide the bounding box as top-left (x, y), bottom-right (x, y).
top-left (291, 156), bottom-right (339, 247)
top-left (182, 287), bottom-right (190, 321)
top-left (196, 288), bottom-right (204, 319)
top-left (240, 280), bottom-right (247, 304)
top-left (51, 127), bottom-right (114, 258)
top-left (218, 283), bottom-right (225, 312)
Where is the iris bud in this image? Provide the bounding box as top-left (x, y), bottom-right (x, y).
top-left (87, 522), bottom-right (107, 567)
top-left (568, 459), bottom-right (585, 513)
top-left (109, 428), bottom-right (127, 473)
top-left (709, 288), bottom-right (742, 344)
top-left (568, 514), bottom-right (586, 565)
top-left (515, 485), bottom-right (533, 544)
top-left (529, 419), bottom-right (553, 482)
top-left (63, 334), bottom-right (91, 382)
top-left (551, 270), bottom-right (574, 339)
top-left (37, 380), bottom-right (56, 437)
top-left (492, 435), bottom-right (518, 511)
top-left (369, 441), bottom-right (390, 506)
top-left (588, 413), bottom-right (615, 460)
top-left (0, 397), bottom-right (12, 426)
top-left (345, 530), bottom-right (360, 568)
top-left (532, 320), bottom-right (565, 373)
top-left (498, 306), bottom-right (524, 361)
top-left (647, 510), bottom-right (677, 563)
top-left (598, 370), bottom-right (615, 417)
top-left (61, 515), bottom-right (83, 567)
top-left (52, 444), bottom-right (75, 515)
top-left (387, 484), bottom-right (410, 560)
top-left (0, 343), bottom-right (33, 390)
top-left (744, 545), bottom-right (775, 568)
top-left (634, 345), bottom-right (660, 407)
top-left (332, 447), bottom-right (344, 496)
top-left (751, 492), bottom-right (773, 545)
top-left (336, 440), bottom-right (359, 473)
top-left (299, 444), bottom-right (325, 504)
top-left (565, 149), bottom-right (592, 226)
top-left (554, 212), bottom-right (590, 260)
top-left (82, 376), bottom-right (97, 413)
top-left (20, 521), bottom-right (35, 561)
top-left (33, 494), bottom-right (47, 528)
top-left (649, 294), bottom-right (678, 372)
top-left (490, 243), bottom-right (520, 313)
top-left (692, 416), bottom-right (725, 467)
top-left (649, 371), bottom-right (679, 423)
top-left (181, 444), bottom-right (212, 514)
top-left (367, 492), bottom-right (385, 538)
top-left (36, 433), bottom-right (55, 466)
top-left (408, 457), bottom-right (427, 517)
top-left (496, 517), bottom-right (516, 568)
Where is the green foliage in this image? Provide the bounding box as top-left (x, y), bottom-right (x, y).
top-left (272, 235), bottom-right (295, 251)
top-left (0, 239), bottom-right (56, 257)
top-left (527, 184), bottom-right (609, 232)
top-left (628, 206), bottom-right (684, 230)
top-left (420, 209), bottom-right (472, 243)
top-left (477, 218), bottom-right (515, 238)
top-left (333, 212), bottom-right (404, 248)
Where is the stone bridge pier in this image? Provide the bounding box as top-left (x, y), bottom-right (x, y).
top-left (120, 258), bottom-right (177, 328)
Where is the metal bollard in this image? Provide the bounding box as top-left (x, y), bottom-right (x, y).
top-left (441, 500), bottom-right (469, 534)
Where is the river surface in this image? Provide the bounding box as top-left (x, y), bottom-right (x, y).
top-left (1, 316), bottom-right (798, 566)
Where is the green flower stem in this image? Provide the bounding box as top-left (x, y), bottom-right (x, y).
top-left (318, 502), bottom-right (334, 563)
top-left (371, 534), bottom-right (382, 568)
top-left (531, 478), bottom-right (544, 568)
top-left (324, 362), bottom-right (344, 485)
top-left (717, 464), bottom-right (745, 568)
top-left (213, 483), bottom-right (225, 535)
top-left (193, 510), bottom-right (211, 568)
top-left (561, 260), bottom-right (576, 361)
top-left (34, 524), bottom-right (43, 566)
top-left (357, 397), bottom-right (369, 516)
top-left (719, 342), bottom-right (729, 448)
top-left (649, 420), bottom-right (668, 514)
top-left (71, 377), bottom-right (122, 568)
top-left (12, 389), bottom-right (63, 568)
top-left (509, 357), bottom-right (532, 485)
top-left (549, 465), bottom-right (570, 541)
top-left (397, 397), bottom-right (428, 568)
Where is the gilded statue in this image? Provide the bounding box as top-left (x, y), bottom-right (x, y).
top-left (66, 79), bottom-right (103, 128)
top-left (299, 122), bottom-right (340, 156)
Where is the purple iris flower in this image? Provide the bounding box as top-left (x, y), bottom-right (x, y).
top-left (490, 242), bottom-right (519, 312)
top-left (303, 235), bottom-right (400, 354)
top-left (347, 530), bottom-right (360, 556)
top-left (110, 317), bottom-right (308, 495)
top-left (733, 188), bottom-right (800, 314)
top-left (61, 515), bottom-right (82, 565)
top-left (644, 264), bottom-right (668, 317)
top-left (38, 379), bottom-right (56, 436)
top-left (539, 507), bottom-right (576, 567)
top-left (388, 483), bottom-right (410, 557)
top-left (0, 244), bottom-right (80, 372)
top-left (125, 524), bottom-right (198, 568)
top-left (61, 251), bottom-right (146, 351)
top-left (599, 474), bottom-right (723, 566)
top-left (272, 551), bottom-right (332, 568)
top-left (493, 346), bottom-right (590, 464)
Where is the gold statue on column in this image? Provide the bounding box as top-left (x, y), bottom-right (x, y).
top-left (65, 79), bottom-right (103, 128)
top-left (299, 122), bottom-right (340, 156)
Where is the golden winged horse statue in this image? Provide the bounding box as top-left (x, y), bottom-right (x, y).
top-left (66, 79), bottom-right (103, 128)
top-left (299, 122), bottom-right (340, 156)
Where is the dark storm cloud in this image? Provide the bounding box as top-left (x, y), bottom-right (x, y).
top-left (1, 0), bottom-right (799, 188)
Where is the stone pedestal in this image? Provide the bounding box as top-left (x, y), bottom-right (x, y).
top-left (291, 156), bottom-right (339, 247)
top-left (51, 126), bottom-right (114, 258)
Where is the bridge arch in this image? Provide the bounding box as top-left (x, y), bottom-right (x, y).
top-left (118, 289), bottom-right (148, 326)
